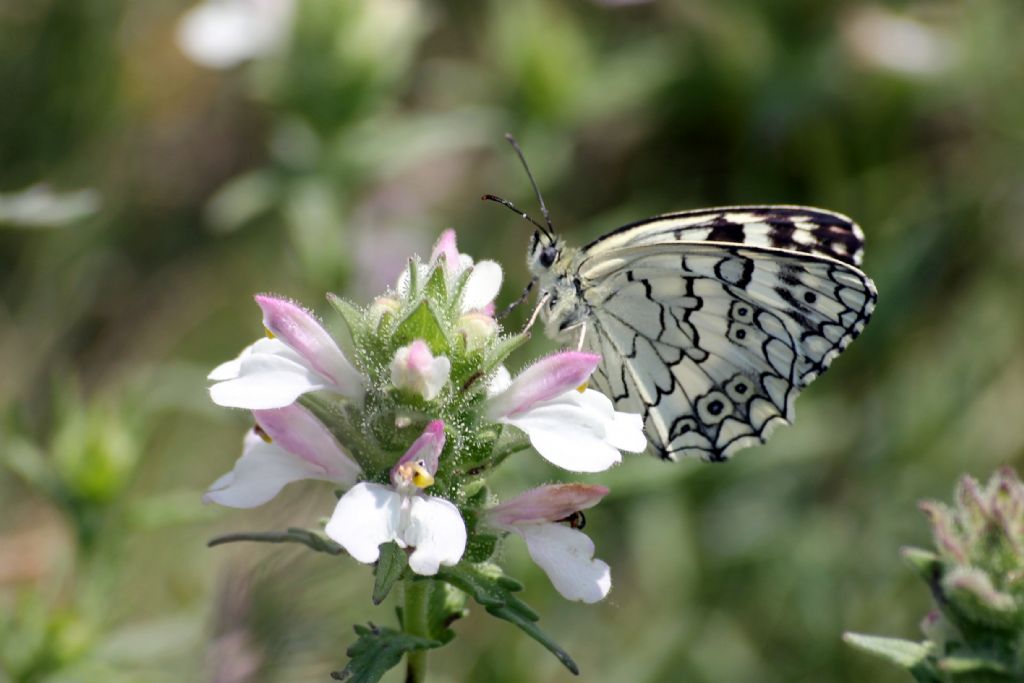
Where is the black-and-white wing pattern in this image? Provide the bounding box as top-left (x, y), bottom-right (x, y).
top-left (583, 205), bottom-right (866, 267)
top-left (573, 207), bottom-right (876, 462)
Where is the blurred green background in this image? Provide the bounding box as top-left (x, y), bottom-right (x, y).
top-left (2, 0), bottom-right (1023, 681)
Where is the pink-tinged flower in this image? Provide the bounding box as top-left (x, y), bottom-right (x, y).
top-left (486, 484), bottom-right (612, 603)
top-left (325, 421), bottom-right (466, 576)
top-left (208, 295), bottom-right (363, 410)
top-left (176, 0), bottom-right (295, 70)
top-left (486, 352), bottom-right (646, 472)
top-left (398, 229), bottom-right (503, 314)
top-left (390, 340), bottom-right (451, 400)
top-left (204, 404), bottom-right (361, 508)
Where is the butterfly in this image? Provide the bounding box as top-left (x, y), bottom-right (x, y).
top-left (489, 137), bottom-right (877, 462)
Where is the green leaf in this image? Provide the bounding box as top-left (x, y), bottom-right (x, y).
top-left (405, 258), bottom-right (420, 296)
top-left (482, 331), bottom-right (531, 377)
top-left (392, 300), bottom-right (449, 353)
top-left (331, 623), bottom-right (441, 683)
top-left (937, 653), bottom-right (1011, 674)
top-left (901, 546), bottom-right (943, 583)
top-left (449, 266), bottom-right (474, 313)
top-left (843, 633), bottom-right (934, 671)
top-left (427, 581), bottom-right (468, 644)
top-left (431, 563), bottom-right (579, 675)
top-left (373, 542), bottom-right (407, 605)
top-left (463, 533), bottom-right (499, 563)
top-left (207, 527), bottom-right (344, 555)
top-left (326, 292), bottom-right (365, 362)
top-left (424, 262), bottom-right (448, 302)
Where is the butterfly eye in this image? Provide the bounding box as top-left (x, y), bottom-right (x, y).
top-left (539, 246), bottom-right (558, 269)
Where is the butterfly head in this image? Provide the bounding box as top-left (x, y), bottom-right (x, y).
top-left (527, 230), bottom-right (564, 277)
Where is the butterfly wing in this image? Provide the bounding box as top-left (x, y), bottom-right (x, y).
top-left (576, 240), bottom-right (876, 461)
top-left (581, 205), bottom-right (866, 267)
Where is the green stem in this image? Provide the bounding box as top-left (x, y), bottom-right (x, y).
top-left (404, 579), bottom-right (433, 683)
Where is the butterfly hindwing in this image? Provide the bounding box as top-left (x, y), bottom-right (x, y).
top-left (577, 243), bottom-right (876, 461)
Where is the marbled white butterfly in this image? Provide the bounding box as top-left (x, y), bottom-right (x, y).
top-left (489, 137), bottom-right (877, 462)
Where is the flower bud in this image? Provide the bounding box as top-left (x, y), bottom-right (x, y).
top-left (390, 340), bottom-right (451, 401)
top-left (368, 296), bottom-right (401, 328)
top-left (457, 311), bottom-right (499, 352)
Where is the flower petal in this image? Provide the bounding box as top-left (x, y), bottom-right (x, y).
top-left (325, 483), bottom-right (403, 564)
top-left (208, 337), bottom-right (290, 381)
top-left (203, 433), bottom-right (325, 508)
top-left (577, 390), bottom-right (647, 453)
top-left (430, 229), bottom-right (461, 273)
top-left (501, 396), bottom-right (622, 472)
top-left (393, 420), bottom-right (446, 482)
top-left (253, 404), bottom-right (361, 485)
top-left (403, 495), bottom-right (467, 575)
top-left (461, 260), bottom-right (503, 312)
top-left (487, 483), bottom-right (609, 526)
top-left (518, 523), bottom-right (611, 603)
top-left (254, 294), bottom-right (363, 399)
top-left (486, 352), bottom-right (601, 419)
top-left (209, 350), bottom-right (331, 409)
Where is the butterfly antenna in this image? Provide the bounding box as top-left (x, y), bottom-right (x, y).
top-left (481, 193), bottom-right (550, 235)
top-left (503, 133), bottom-right (556, 240)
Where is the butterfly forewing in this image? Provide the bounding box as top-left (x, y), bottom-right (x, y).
top-left (582, 205), bottom-right (866, 267)
top-left (576, 241), bottom-right (876, 462)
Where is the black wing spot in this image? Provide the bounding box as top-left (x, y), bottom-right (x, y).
top-left (714, 255), bottom-right (754, 288)
top-left (707, 217), bottom-right (746, 243)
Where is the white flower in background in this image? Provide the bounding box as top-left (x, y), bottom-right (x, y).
top-left (209, 294), bottom-right (364, 410)
top-left (390, 340), bottom-right (451, 400)
top-left (0, 183), bottom-right (101, 229)
top-left (486, 484), bottom-right (612, 603)
top-left (176, 0), bottom-right (295, 70)
top-left (204, 403), bottom-right (361, 508)
top-left (486, 351), bottom-right (646, 473)
top-left (325, 420), bottom-right (466, 576)
top-left (841, 5), bottom-right (956, 77)
top-left (398, 229), bottom-right (503, 315)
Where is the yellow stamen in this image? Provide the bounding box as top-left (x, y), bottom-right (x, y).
top-left (576, 380), bottom-right (589, 393)
top-left (264, 326), bottom-right (275, 339)
top-left (396, 462), bottom-right (435, 490)
top-left (411, 464), bottom-right (435, 489)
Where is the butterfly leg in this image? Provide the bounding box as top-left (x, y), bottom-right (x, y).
top-left (499, 278), bottom-right (536, 319)
top-left (576, 323), bottom-right (587, 351)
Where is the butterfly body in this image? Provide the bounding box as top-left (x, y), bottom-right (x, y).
top-left (526, 205), bottom-right (877, 462)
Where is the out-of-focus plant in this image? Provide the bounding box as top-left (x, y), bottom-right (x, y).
top-left (0, 380), bottom-right (218, 682)
top-left (204, 230), bottom-right (646, 681)
top-left (846, 467), bottom-right (1024, 682)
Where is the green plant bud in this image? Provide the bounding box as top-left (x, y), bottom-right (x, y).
top-left (456, 312), bottom-right (499, 353)
top-left (942, 567), bottom-right (1019, 631)
top-left (848, 468), bottom-right (1024, 680)
top-left (52, 402), bottom-right (137, 505)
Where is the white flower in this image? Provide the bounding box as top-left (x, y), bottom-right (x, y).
top-left (486, 352), bottom-right (646, 472)
top-left (209, 294), bottom-right (364, 410)
top-left (176, 0), bottom-right (294, 70)
top-left (397, 229), bottom-right (503, 314)
top-left (325, 421), bottom-right (466, 576)
top-left (486, 484), bottom-right (612, 603)
top-left (204, 403), bottom-right (361, 508)
top-left (390, 340), bottom-right (451, 401)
